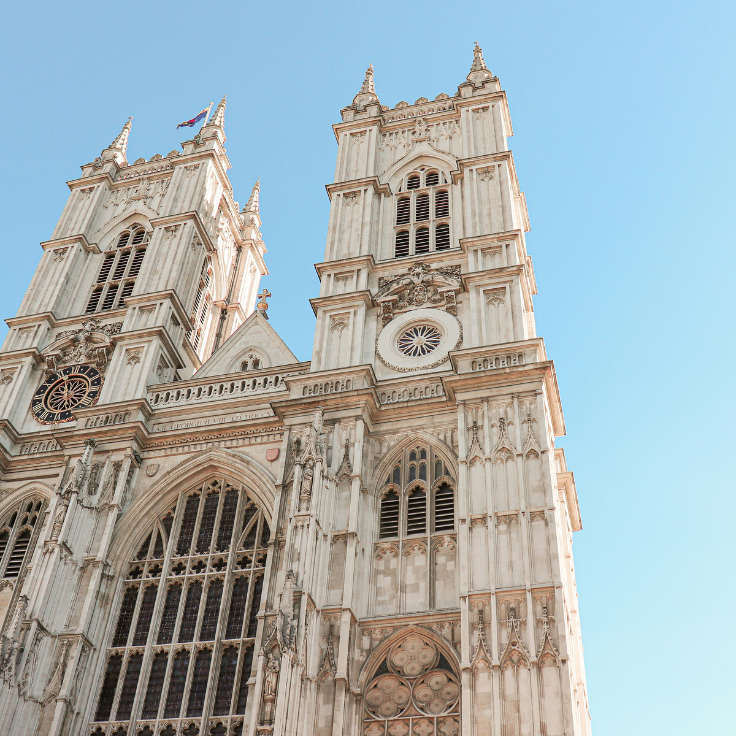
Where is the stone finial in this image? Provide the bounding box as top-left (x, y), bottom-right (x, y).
top-left (466, 41), bottom-right (494, 86)
top-left (352, 64), bottom-right (379, 109)
top-left (243, 178), bottom-right (260, 214)
top-left (208, 95), bottom-right (227, 128)
top-left (107, 117), bottom-right (132, 155)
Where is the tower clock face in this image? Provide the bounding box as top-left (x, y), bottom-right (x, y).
top-left (31, 364), bottom-right (103, 424)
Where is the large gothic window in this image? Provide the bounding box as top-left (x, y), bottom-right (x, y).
top-left (86, 225), bottom-right (149, 313)
top-left (378, 445), bottom-right (455, 540)
top-left (362, 634), bottom-right (460, 736)
top-left (91, 478), bottom-right (269, 735)
top-left (393, 170), bottom-right (452, 258)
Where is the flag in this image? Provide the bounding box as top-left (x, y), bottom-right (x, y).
top-left (177, 107), bottom-right (210, 129)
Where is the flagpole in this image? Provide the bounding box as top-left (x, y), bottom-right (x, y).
top-left (199, 102), bottom-right (214, 132)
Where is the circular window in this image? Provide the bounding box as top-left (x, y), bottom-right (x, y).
top-left (397, 325), bottom-right (442, 357)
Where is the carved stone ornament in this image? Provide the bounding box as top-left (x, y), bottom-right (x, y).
top-left (375, 262), bottom-right (462, 326)
top-left (45, 317), bottom-right (120, 375)
top-left (0, 367), bottom-right (17, 386)
top-left (146, 464), bottom-right (159, 477)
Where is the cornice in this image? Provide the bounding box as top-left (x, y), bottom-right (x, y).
top-left (0, 347), bottom-right (43, 365)
top-left (4, 311), bottom-right (57, 330)
top-left (66, 172), bottom-right (114, 190)
top-left (314, 254), bottom-right (375, 280)
top-left (309, 290), bottom-right (374, 316)
top-left (325, 177), bottom-right (391, 200)
top-left (40, 233), bottom-right (99, 254)
top-left (120, 290), bottom-right (189, 329)
top-left (556, 467), bottom-right (582, 532)
top-left (149, 211), bottom-right (214, 252)
top-left (441, 358), bottom-right (565, 437)
top-left (459, 230), bottom-right (523, 252)
top-left (112, 321), bottom-right (185, 370)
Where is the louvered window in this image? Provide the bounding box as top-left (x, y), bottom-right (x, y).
top-left (435, 223), bottom-right (450, 251)
top-left (415, 193), bottom-right (430, 221)
top-left (376, 447), bottom-right (455, 542)
top-left (86, 226), bottom-right (149, 313)
top-left (187, 259), bottom-right (213, 353)
top-left (415, 227), bottom-right (430, 254)
top-left (379, 490), bottom-right (400, 538)
top-left (395, 230), bottom-right (410, 258)
top-left (406, 488), bottom-right (427, 535)
top-left (433, 483), bottom-right (455, 531)
top-left (435, 190), bottom-right (449, 218)
top-left (0, 497), bottom-right (46, 581)
top-left (92, 479), bottom-right (270, 732)
top-left (396, 197), bottom-right (410, 224)
top-left (393, 171), bottom-right (452, 258)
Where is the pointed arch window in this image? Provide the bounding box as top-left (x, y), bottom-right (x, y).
top-left (86, 225), bottom-right (149, 313)
top-left (0, 496), bottom-right (46, 580)
top-left (392, 170), bottom-right (453, 258)
top-left (91, 478), bottom-right (270, 732)
top-left (377, 446), bottom-right (455, 540)
top-left (187, 258), bottom-right (213, 352)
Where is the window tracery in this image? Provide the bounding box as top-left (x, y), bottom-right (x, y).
top-left (362, 634), bottom-right (460, 736)
top-left (393, 170), bottom-right (452, 258)
top-left (86, 226), bottom-right (149, 313)
top-left (91, 478), bottom-right (269, 734)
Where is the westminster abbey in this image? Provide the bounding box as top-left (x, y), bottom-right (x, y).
top-left (0, 45), bottom-right (592, 736)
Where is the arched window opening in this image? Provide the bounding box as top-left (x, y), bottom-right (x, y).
top-left (240, 353), bottom-right (262, 372)
top-left (406, 488), bottom-right (427, 535)
top-left (393, 171), bottom-right (452, 258)
top-left (376, 446), bottom-right (456, 542)
top-left (396, 197), bottom-right (410, 225)
top-left (91, 478), bottom-right (270, 731)
top-left (435, 190), bottom-right (449, 218)
top-left (433, 483), bottom-right (455, 532)
top-left (86, 226), bottom-right (149, 313)
top-left (395, 230), bottom-right (410, 258)
top-left (187, 258), bottom-right (213, 352)
top-left (415, 193), bottom-right (430, 221)
top-left (415, 227), bottom-right (430, 254)
top-left (379, 490), bottom-right (400, 539)
top-left (435, 223), bottom-right (450, 251)
top-left (0, 496), bottom-right (47, 580)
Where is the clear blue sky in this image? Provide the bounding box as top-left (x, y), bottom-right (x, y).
top-left (1, 2), bottom-right (734, 732)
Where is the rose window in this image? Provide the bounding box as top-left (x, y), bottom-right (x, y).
top-left (363, 635), bottom-right (460, 736)
top-left (397, 325), bottom-right (442, 358)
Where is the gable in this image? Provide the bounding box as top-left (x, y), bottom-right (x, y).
top-left (195, 311), bottom-right (299, 378)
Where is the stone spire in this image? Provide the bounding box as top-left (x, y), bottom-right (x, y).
top-left (466, 41), bottom-right (494, 86)
top-left (243, 178), bottom-right (260, 214)
top-left (107, 117), bottom-right (132, 155)
top-left (352, 64), bottom-right (379, 110)
top-left (209, 95), bottom-right (227, 128)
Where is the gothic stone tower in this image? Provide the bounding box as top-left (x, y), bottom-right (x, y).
top-left (0, 46), bottom-right (591, 736)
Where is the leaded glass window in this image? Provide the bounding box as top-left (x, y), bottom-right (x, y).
top-left (91, 478), bottom-right (269, 734)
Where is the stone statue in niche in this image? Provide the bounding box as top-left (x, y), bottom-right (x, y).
top-left (264, 652), bottom-right (280, 697)
top-left (299, 461), bottom-right (314, 511)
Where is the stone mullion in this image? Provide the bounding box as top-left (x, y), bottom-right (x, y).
top-left (127, 511), bottom-right (180, 730)
top-left (456, 400), bottom-right (473, 736)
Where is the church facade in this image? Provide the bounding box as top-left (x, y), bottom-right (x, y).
top-left (0, 45), bottom-right (591, 736)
